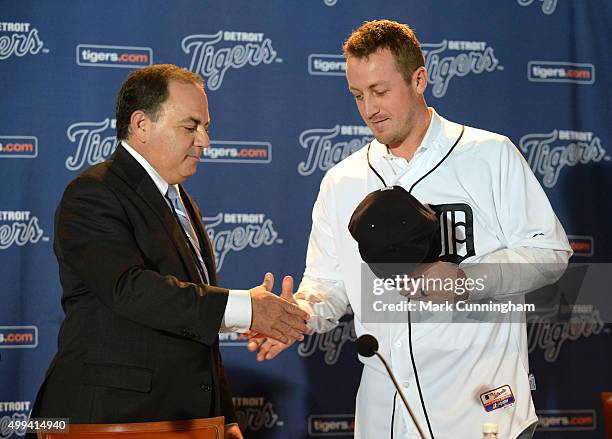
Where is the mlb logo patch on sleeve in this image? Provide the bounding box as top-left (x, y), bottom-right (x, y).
top-left (480, 385), bottom-right (515, 412)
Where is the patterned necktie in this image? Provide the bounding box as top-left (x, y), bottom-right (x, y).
top-left (165, 185), bottom-right (210, 284)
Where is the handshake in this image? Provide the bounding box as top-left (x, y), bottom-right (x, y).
top-left (247, 272), bottom-right (307, 361)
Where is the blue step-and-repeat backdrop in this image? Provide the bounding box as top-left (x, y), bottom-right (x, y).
top-left (1, 1), bottom-right (611, 437)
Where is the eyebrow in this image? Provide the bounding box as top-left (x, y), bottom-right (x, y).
top-left (349, 81), bottom-right (389, 92)
top-left (179, 117), bottom-right (202, 125)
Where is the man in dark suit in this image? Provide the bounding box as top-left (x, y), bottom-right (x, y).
top-left (29, 64), bottom-right (309, 439)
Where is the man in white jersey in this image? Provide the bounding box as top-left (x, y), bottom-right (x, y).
top-left (249, 20), bottom-right (572, 438)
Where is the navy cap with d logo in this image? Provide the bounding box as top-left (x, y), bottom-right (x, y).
top-left (348, 185), bottom-right (441, 278)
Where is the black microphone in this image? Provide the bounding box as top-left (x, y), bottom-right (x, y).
top-left (356, 334), bottom-right (427, 439)
top-left (356, 333), bottom-right (379, 357)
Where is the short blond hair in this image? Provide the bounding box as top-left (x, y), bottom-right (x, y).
top-left (343, 20), bottom-right (425, 85)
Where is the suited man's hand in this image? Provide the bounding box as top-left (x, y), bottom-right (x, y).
top-left (225, 424), bottom-right (243, 439)
top-left (247, 275), bottom-right (300, 361)
top-left (249, 273), bottom-right (310, 344)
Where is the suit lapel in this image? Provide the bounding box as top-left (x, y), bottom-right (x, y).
top-left (107, 145), bottom-right (203, 284)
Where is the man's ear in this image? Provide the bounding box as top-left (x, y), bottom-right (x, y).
top-left (130, 110), bottom-right (150, 143)
top-left (413, 66), bottom-right (428, 94)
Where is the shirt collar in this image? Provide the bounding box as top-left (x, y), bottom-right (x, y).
top-left (121, 141), bottom-right (175, 197)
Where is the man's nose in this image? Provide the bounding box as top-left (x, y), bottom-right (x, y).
top-left (364, 96), bottom-right (379, 119)
top-left (194, 128), bottom-right (210, 149)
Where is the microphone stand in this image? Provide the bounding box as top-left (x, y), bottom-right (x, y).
top-left (373, 349), bottom-right (427, 439)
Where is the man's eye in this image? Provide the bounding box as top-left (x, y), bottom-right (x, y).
top-left (374, 90), bottom-right (387, 96)
top-left (353, 95), bottom-right (363, 101)
top-left (184, 126), bottom-right (196, 132)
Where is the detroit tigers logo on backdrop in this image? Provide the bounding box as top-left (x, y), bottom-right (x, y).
top-left (527, 306), bottom-right (605, 363)
top-left (297, 125), bottom-right (372, 176)
top-left (0, 21), bottom-right (47, 61)
top-left (517, 0), bottom-right (558, 15)
top-left (0, 211), bottom-right (48, 250)
top-left (182, 30), bottom-right (280, 91)
top-left (422, 40), bottom-right (501, 98)
top-left (0, 401), bottom-right (30, 438)
top-left (519, 129), bottom-right (608, 188)
top-left (297, 316), bottom-right (356, 366)
top-left (204, 213), bottom-right (281, 271)
top-left (232, 396), bottom-right (283, 432)
top-left (65, 118), bottom-right (118, 172)
top-left (430, 203), bottom-right (476, 264)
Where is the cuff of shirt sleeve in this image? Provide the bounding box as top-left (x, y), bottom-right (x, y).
top-left (295, 298), bottom-right (335, 334)
top-left (222, 289), bottom-right (252, 333)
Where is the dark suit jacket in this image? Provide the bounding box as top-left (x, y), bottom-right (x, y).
top-left (31, 144), bottom-right (237, 424)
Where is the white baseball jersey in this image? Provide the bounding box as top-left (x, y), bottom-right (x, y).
top-left (296, 108), bottom-right (572, 438)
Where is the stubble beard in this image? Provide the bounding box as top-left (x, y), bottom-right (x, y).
top-left (373, 125), bottom-right (410, 150)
